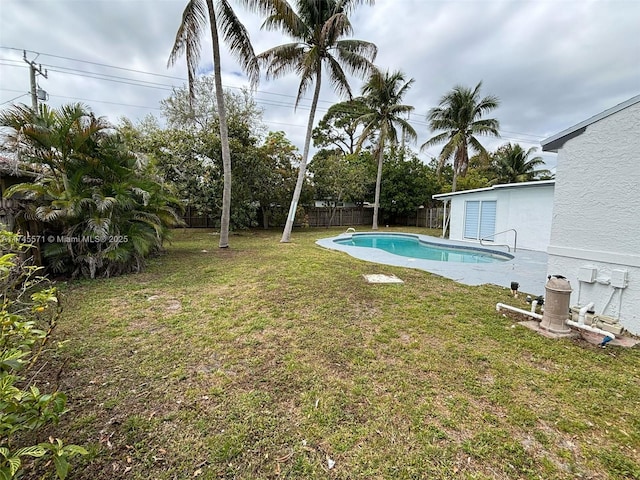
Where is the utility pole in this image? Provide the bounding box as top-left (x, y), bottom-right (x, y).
top-left (23, 51), bottom-right (48, 110)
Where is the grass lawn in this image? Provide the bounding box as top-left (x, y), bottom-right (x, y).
top-left (31, 228), bottom-right (640, 479)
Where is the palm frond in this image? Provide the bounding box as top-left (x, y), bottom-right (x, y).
top-left (168, 0), bottom-right (208, 102)
top-left (467, 136), bottom-right (489, 158)
top-left (35, 205), bottom-right (64, 222)
top-left (260, 1), bottom-right (306, 38)
top-left (321, 12), bottom-right (353, 43)
top-left (257, 43), bottom-right (307, 80)
top-left (470, 118), bottom-right (500, 137)
top-left (217, 0), bottom-right (260, 86)
top-left (337, 0), bottom-right (376, 15)
top-left (3, 182), bottom-right (48, 199)
top-left (325, 55), bottom-right (352, 99)
top-left (396, 117), bottom-right (417, 143)
top-left (334, 39), bottom-right (377, 77)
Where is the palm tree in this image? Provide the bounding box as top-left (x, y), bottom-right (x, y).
top-left (1, 103), bottom-right (183, 278)
top-left (168, 0), bottom-right (258, 248)
top-left (421, 81), bottom-right (500, 193)
top-left (355, 69), bottom-right (416, 230)
top-left (490, 143), bottom-right (552, 184)
top-left (247, 0), bottom-right (377, 242)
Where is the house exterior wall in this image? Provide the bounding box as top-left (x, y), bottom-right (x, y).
top-left (546, 101), bottom-right (640, 334)
top-left (448, 184), bottom-right (554, 252)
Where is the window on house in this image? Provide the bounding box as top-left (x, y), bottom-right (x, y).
top-left (464, 200), bottom-right (496, 240)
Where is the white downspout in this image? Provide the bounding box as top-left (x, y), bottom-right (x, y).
top-left (442, 200), bottom-right (448, 238)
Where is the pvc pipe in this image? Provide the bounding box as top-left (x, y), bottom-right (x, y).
top-left (566, 320), bottom-right (615, 340)
top-left (496, 303), bottom-right (543, 320)
top-left (578, 302), bottom-right (594, 325)
top-left (601, 287), bottom-right (617, 315)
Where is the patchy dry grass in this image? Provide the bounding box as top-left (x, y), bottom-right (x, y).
top-left (26, 228), bottom-right (640, 479)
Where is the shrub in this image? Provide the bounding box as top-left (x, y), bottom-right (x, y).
top-left (0, 230), bottom-right (86, 478)
top-left (1, 103), bottom-right (184, 279)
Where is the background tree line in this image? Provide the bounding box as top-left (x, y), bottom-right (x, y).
top-left (0, 76), bottom-right (552, 277)
top-left (118, 75), bottom-right (551, 231)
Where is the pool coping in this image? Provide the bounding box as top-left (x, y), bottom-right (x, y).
top-left (316, 231), bottom-right (549, 296)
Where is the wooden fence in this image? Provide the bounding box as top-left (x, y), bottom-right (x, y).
top-left (181, 206), bottom-right (218, 228)
top-left (181, 206), bottom-right (444, 229)
top-left (305, 207), bottom-right (373, 227)
top-left (415, 207), bottom-right (445, 229)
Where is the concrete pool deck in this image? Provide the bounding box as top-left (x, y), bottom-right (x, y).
top-left (316, 232), bottom-right (549, 296)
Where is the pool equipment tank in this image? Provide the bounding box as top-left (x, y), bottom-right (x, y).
top-left (539, 275), bottom-right (573, 335)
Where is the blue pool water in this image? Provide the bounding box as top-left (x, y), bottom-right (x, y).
top-left (334, 233), bottom-right (511, 263)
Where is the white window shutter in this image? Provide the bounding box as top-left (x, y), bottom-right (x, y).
top-left (464, 201), bottom-right (480, 239)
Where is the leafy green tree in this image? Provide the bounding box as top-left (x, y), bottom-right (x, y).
top-left (355, 69), bottom-right (416, 230)
top-left (121, 84), bottom-right (267, 230)
top-left (247, 0), bottom-right (377, 242)
top-left (490, 143), bottom-right (552, 184)
top-left (309, 150), bottom-right (372, 226)
top-left (454, 169), bottom-right (493, 191)
top-left (378, 147), bottom-right (435, 224)
top-left (312, 99), bottom-right (369, 154)
top-left (421, 81), bottom-right (500, 192)
top-left (120, 118), bottom-right (216, 215)
top-left (168, 0), bottom-right (258, 248)
top-left (1, 104), bottom-right (182, 279)
top-left (446, 152), bottom-right (492, 191)
top-left (161, 78), bottom-right (266, 138)
top-left (253, 131), bottom-right (299, 229)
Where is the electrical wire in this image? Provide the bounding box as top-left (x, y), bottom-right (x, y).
top-left (1, 47), bottom-right (548, 149)
top-left (0, 93), bottom-right (29, 105)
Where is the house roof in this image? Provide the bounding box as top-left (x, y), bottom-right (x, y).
top-left (541, 94), bottom-right (640, 152)
top-left (432, 180), bottom-right (555, 201)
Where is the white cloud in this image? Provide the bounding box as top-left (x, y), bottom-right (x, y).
top-left (1, 0), bottom-right (639, 172)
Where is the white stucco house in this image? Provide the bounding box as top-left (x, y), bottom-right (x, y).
top-left (432, 180), bottom-right (555, 252)
top-left (541, 94), bottom-right (640, 335)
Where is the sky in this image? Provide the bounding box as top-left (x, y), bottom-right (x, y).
top-left (1, 0), bottom-right (639, 171)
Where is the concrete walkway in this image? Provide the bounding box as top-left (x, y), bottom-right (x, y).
top-left (316, 232), bottom-right (549, 296)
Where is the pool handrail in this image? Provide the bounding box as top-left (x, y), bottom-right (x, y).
top-left (480, 229), bottom-right (517, 252)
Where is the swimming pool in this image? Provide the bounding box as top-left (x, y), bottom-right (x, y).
top-left (333, 233), bottom-right (512, 263)
top-left (316, 232), bottom-right (548, 294)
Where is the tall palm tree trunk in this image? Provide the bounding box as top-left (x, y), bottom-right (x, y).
top-left (372, 139), bottom-right (384, 230)
top-left (206, 0), bottom-right (231, 248)
top-left (280, 66), bottom-right (322, 243)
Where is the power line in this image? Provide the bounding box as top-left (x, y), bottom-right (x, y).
top-left (0, 93), bottom-right (29, 105)
top-left (44, 67), bottom-right (175, 91)
top-left (0, 46), bottom-right (340, 105)
top-left (1, 47), bottom-right (549, 146)
top-left (49, 93), bottom-right (163, 111)
top-left (40, 63), bottom-right (181, 90)
top-left (1, 46), bottom-right (186, 81)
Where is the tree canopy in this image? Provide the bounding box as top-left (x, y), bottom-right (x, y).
top-left (1, 103), bottom-right (182, 278)
top-left (248, 0), bottom-right (377, 242)
top-left (355, 69), bottom-right (416, 229)
top-left (168, 0), bottom-right (259, 248)
top-left (422, 81), bottom-right (500, 192)
top-left (490, 143), bottom-right (552, 184)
